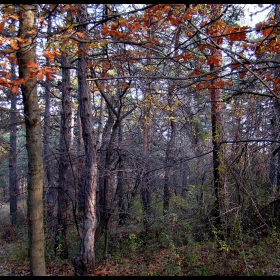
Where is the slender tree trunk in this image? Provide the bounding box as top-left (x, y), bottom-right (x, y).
top-left (43, 15), bottom-right (55, 220)
top-left (72, 4), bottom-right (98, 275)
top-left (9, 62), bottom-right (19, 226)
top-left (163, 23), bottom-right (181, 214)
top-left (118, 124), bottom-right (126, 226)
top-left (142, 90), bottom-right (151, 232)
top-left (55, 53), bottom-right (72, 259)
top-left (269, 6), bottom-right (280, 198)
top-left (77, 104), bottom-right (85, 214)
top-left (210, 37), bottom-right (226, 241)
top-left (95, 112), bottom-right (121, 259)
top-left (96, 91), bottom-right (105, 151)
top-left (17, 4), bottom-right (46, 276)
top-left (96, 4), bottom-right (112, 222)
top-left (98, 120), bottom-right (120, 261)
top-left (97, 106), bottom-right (114, 223)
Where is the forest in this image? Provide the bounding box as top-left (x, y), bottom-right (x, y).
top-left (1, 4), bottom-right (280, 276)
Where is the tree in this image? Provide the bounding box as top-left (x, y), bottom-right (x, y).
top-left (43, 12), bottom-right (56, 220)
top-left (55, 52), bottom-right (72, 259)
top-left (72, 4), bottom-right (98, 276)
top-left (9, 61), bottom-right (19, 226)
top-left (16, 4), bottom-right (46, 276)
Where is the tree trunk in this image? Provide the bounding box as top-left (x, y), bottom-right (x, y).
top-left (163, 23), bottom-right (181, 214)
top-left (72, 4), bottom-right (98, 276)
top-left (9, 62), bottom-right (19, 226)
top-left (269, 6), bottom-right (280, 198)
top-left (17, 4), bottom-right (46, 276)
top-left (141, 90), bottom-right (151, 232)
top-left (97, 105), bottom-right (114, 223)
top-left (44, 15), bottom-right (55, 220)
top-left (118, 124), bottom-right (126, 226)
top-left (55, 53), bottom-right (72, 259)
top-left (76, 104), bottom-right (85, 214)
top-left (209, 37), bottom-right (226, 241)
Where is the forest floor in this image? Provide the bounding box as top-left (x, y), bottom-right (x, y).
top-left (1, 202), bottom-right (280, 276)
top-left (1, 228), bottom-right (280, 276)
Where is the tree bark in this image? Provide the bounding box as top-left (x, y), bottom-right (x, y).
top-left (163, 23), bottom-right (181, 214)
top-left (72, 4), bottom-right (98, 276)
top-left (17, 4), bottom-right (46, 276)
top-left (117, 124), bottom-right (126, 226)
top-left (209, 36), bottom-right (226, 241)
top-left (55, 53), bottom-right (72, 259)
top-left (9, 62), bottom-right (19, 226)
top-left (43, 14), bottom-right (55, 220)
top-left (77, 104), bottom-right (85, 214)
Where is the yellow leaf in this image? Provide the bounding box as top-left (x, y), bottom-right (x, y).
top-left (91, 42), bottom-right (99, 48)
top-left (166, 116), bottom-right (177, 122)
top-left (99, 40), bottom-right (108, 47)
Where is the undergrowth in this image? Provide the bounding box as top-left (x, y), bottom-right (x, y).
top-left (1, 201), bottom-right (280, 276)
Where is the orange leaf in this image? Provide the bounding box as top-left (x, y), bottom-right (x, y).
top-left (213, 80), bottom-right (225, 88)
top-left (54, 50), bottom-right (61, 57)
top-left (261, 26), bottom-right (273, 37)
top-left (274, 77), bottom-right (280, 85)
top-left (255, 22), bottom-right (263, 32)
top-left (207, 56), bottom-right (220, 67)
top-left (16, 37), bottom-right (27, 43)
top-left (230, 64), bottom-right (239, 69)
top-left (43, 50), bottom-right (54, 62)
top-left (182, 52), bottom-right (192, 61)
top-left (75, 49), bottom-right (87, 56)
top-left (239, 72), bottom-right (246, 79)
top-left (10, 39), bottom-right (19, 50)
top-left (29, 70), bottom-right (38, 78)
top-left (2, 60), bottom-right (7, 69)
top-left (0, 77), bottom-right (11, 87)
top-left (11, 85), bottom-right (19, 94)
top-left (4, 72), bottom-right (11, 79)
top-left (0, 21), bottom-right (4, 33)
top-left (27, 61), bottom-right (38, 69)
top-left (101, 25), bottom-right (109, 35)
top-left (46, 72), bottom-right (55, 81)
top-left (225, 80), bottom-right (233, 87)
top-left (0, 70), bottom-right (8, 75)
top-left (76, 32), bottom-right (85, 39)
top-left (13, 78), bottom-right (25, 85)
top-left (206, 74), bottom-right (214, 79)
